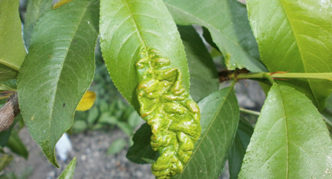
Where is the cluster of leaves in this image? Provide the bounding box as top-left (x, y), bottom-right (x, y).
top-left (0, 0), bottom-right (331, 178)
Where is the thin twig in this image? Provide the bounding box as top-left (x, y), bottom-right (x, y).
top-left (240, 107), bottom-right (260, 116)
top-left (219, 69), bottom-right (332, 83)
top-left (0, 93), bottom-right (19, 132)
top-left (219, 68), bottom-right (249, 82)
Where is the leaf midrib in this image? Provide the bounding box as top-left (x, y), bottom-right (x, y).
top-left (276, 85), bottom-right (289, 179)
top-left (47, 1), bottom-right (93, 145)
top-left (278, 0), bottom-right (318, 106)
top-left (180, 87), bottom-right (233, 175)
top-left (122, 0), bottom-right (148, 49)
top-left (119, 0), bottom-right (153, 103)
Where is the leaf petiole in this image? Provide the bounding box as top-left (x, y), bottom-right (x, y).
top-left (239, 107), bottom-right (260, 116)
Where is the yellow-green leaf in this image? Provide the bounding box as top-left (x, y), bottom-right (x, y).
top-left (239, 84), bottom-right (332, 178)
top-left (58, 157), bottom-right (77, 179)
top-left (0, 0), bottom-right (26, 73)
top-left (247, 0), bottom-right (332, 109)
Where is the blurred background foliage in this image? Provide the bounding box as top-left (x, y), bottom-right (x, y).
top-left (70, 47), bottom-right (143, 153)
top-left (71, 47), bottom-right (142, 136)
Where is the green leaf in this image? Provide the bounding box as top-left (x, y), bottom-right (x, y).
top-left (322, 95), bottom-right (332, 133)
top-left (100, 0), bottom-right (190, 108)
top-left (18, 0), bottom-right (99, 166)
top-left (126, 123), bottom-right (158, 164)
top-left (98, 113), bottom-right (118, 125)
top-left (0, 0), bottom-right (26, 73)
top-left (164, 0), bottom-right (266, 72)
top-left (0, 114), bottom-right (21, 147)
top-left (247, 0), bottom-right (332, 109)
top-left (58, 157), bottom-right (77, 179)
top-left (239, 84), bottom-right (332, 178)
top-left (323, 111), bottom-right (332, 134)
top-left (0, 129), bottom-right (12, 147)
top-left (0, 154), bottom-right (13, 171)
top-left (326, 94), bottom-right (332, 112)
top-left (72, 120), bottom-right (88, 133)
top-left (202, 27), bottom-right (219, 51)
top-left (127, 111), bottom-right (142, 128)
top-left (7, 130), bottom-right (29, 159)
top-left (0, 65), bottom-right (17, 82)
top-left (117, 122), bottom-right (133, 136)
top-left (107, 138), bottom-right (127, 155)
top-left (99, 101), bottom-right (109, 113)
top-left (0, 80), bottom-right (16, 92)
top-left (228, 117), bottom-right (254, 179)
top-left (87, 106), bottom-right (99, 125)
top-left (23, 0), bottom-right (53, 48)
top-left (174, 87), bottom-right (240, 179)
top-left (178, 26), bottom-right (219, 102)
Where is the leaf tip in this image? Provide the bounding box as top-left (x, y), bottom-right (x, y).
top-left (76, 91), bottom-right (96, 111)
top-left (53, 0), bottom-right (72, 9)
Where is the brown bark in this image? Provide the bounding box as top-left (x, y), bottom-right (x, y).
top-left (0, 94), bottom-right (19, 132)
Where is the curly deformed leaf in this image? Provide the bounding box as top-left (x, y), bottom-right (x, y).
top-left (100, 1), bottom-right (197, 177)
top-left (0, 0), bottom-right (26, 75)
top-left (247, 0), bottom-right (332, 109)
top-left (100, 0), bottom-right (190, 109)
top-left (18, 0), bottom-right (99, 166)
top-left (128, 87), bottom-right (240, 178)
top-left (174, 87), bottom-right (239, 179)
top-left (127, 26), bottom-right (218, 167)
top-left (239, 84), bottom-right (332, 178)
top-left (136, 48), bottom-right (201, 178)
top-left (163, 0), bottom-right (266, 72)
